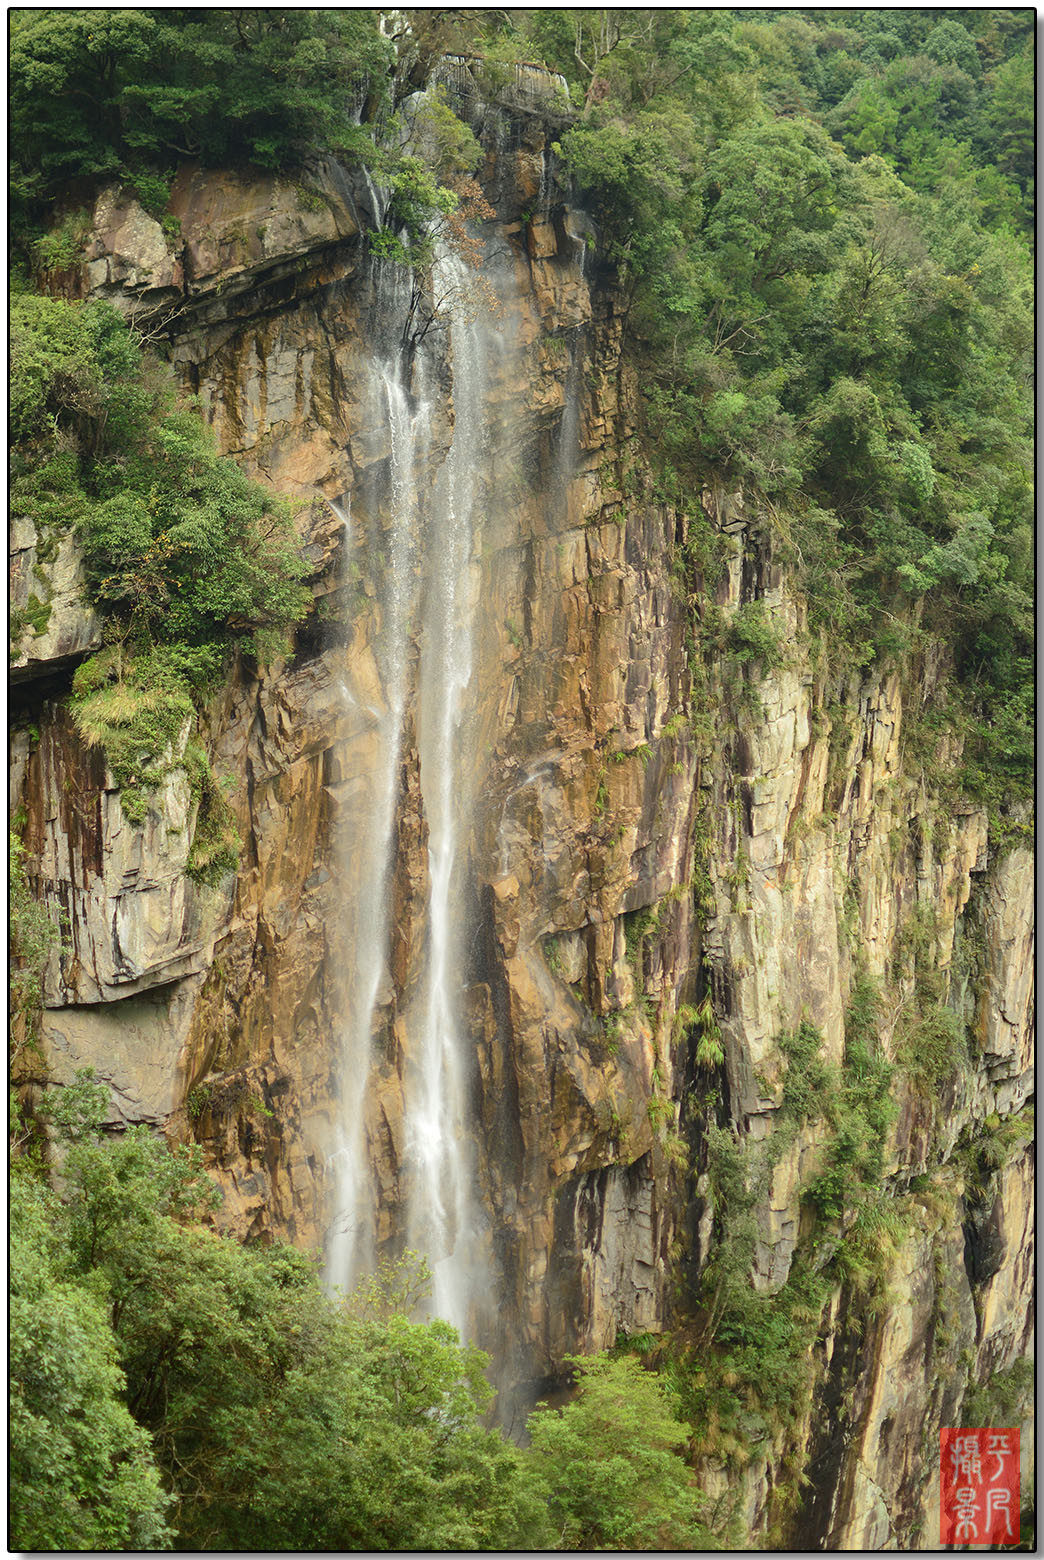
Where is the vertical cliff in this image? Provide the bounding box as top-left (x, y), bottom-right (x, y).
top-left (10, 69), bottom-right (1033, 1547)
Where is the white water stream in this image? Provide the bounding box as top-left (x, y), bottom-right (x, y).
top-left (326, 244), bottom-right (494, 1333)
top-left (406, 249), bottom-right (488, 1330)
top-left (326, 264), bottom-right (427, 1293)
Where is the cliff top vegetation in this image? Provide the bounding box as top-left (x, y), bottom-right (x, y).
top-left (488, 7), bottom-right (1032, 814)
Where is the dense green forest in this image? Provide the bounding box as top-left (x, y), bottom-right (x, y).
top-left (10, 7), bottom-right (1034, 1550)
top-left (11, 1073), bottom-right (715, 1550)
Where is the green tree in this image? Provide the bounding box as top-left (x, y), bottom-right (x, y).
top-left (923, 19), bottom-right (982, 77)
top-left (522, 1353), bottom-right (714, 1550)
top-left (977, 45), bottom-right (1034, 200)
top-left (561, 103), bottom-right (701, 284)
top-left (10, 9), bottom-right (392, 225)
top-left (27, 1075), bottom-right (537, 1551)
top-left (10, 1161), bottom-right (171, 1551)
top-left (205, 1309), bottom-right (535, 1552)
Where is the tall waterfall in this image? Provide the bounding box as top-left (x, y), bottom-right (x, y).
top-left (327, 244), bottom-right (495, 1334)
top-left (406, 249), bottom-right (488, 1330)
top-left (326, 260), bottom-right (427, 1294)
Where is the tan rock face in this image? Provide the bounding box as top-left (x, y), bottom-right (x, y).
top-left (978, 842), bottom-right (1035, 1105)
top-left (11, 104), bottom-right (1033, 1547)
top-left (39, 980), bottom-right (203, 1127)
top-left (84, 186), bottom-right (183, 312)
top-left (15, 704), bottom-right (230, 1008)
top-left (797, 1143), bottom-right (1034, 1550)
top-left (9, 516), bottom-right (103, 681)
top-left (168, 160), bottom-right (358, 294)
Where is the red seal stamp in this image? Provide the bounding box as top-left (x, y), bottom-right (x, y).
top-left (940, 1427), bottom-right (1020, 1546)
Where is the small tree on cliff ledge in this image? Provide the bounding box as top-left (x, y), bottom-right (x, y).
top-left (523, 1352), bottom-right (716, 1550)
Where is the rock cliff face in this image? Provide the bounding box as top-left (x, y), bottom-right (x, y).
top-left (11, 77), bottom-right (1033, 1546)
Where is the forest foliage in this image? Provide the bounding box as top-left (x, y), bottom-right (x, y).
top-left (475, 7), bottom-right (1033, 810)
top-left (9, 8), bottom-right (393, 222)
top-left (10, 1075), bottom-right (712, 1551)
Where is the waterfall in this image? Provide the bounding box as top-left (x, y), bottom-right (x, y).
top-left (327, 244), bottom-right (495, 1333)
top-left (405, 248), bottom-right (488, 1333)
top-left (538, 147), bottom-right (551, 218)
top-left (326, 261), bottom-right (427, 1296)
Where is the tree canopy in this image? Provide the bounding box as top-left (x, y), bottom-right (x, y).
top-left (478, 5), bottom-right (1032, 811)
top-left (525, 1353), bottom-right (714, 1550)
top-left (10, 1074), bottom-right (715, 1551)
top-left (10, 9), bottom-right (393, 219)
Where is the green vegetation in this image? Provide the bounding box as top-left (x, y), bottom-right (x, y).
top-left (726, 601), bottom-right (784, 672)
top-left (477, 7), bottom-right (1032, 810)
top-left (13, 9), bottom-right (1029, 809)
top-left (10, 10), bottom-right (393, 237)
top-left (961, 1357), bottom-right (1034, 1428)
top-left (9, 833), bottom-right (61, 1055)
top-left (11, 290), bottom-right (309, 833)
top-left (32, 208), bottom-right (92, 274)
top-left (11, 1153), bottom-right (171, 1551)
top-left (665, 1119), bottom-right (832, 1467)
top-left (895, 1006), bottom-right (966, 1090)
top-left (890, 907), bottom-right (970, 1095)
top-left (185, 1083), bottom-right (213, 1122)
top-left (524, 1354), bottom-right (715, 1549)
top-left (776, 989), bottom-right (900, 1271)
top-left (11, 1073), bottom-right (717, 1551)
top-left (652, 984), bottom-right (901, 1472)
top-left (70, 650), bottom-right (196, 824)
top-left (957, 1106), bottom-right (1035, 1183)
top-left (10, 13), bottom-right (492, 351)
top-left (10, 591), bottom-right (53, 643)
top-left (11, 293), bottom-right (309, 668)
top-left (67, 646), bottom-right (240, 873)
top-left (687, 995), bottom-right (725, 1070)
top-left (364, 87), bottom-right (497, 345)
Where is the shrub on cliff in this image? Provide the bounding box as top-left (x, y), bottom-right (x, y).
top-left (9, 833), bottom-right (60, 1042)
top-left (11, 293), bottom-right (309, 672)
top-left (12, 292), bottom-right (307, 843)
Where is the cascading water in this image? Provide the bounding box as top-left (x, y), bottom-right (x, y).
top-left (326, 259), bottom-right (429, 1296)
top-left (405, 248), bottom-right (489, 1333)
top-left (327, 238), bottom-right (496, 1335)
